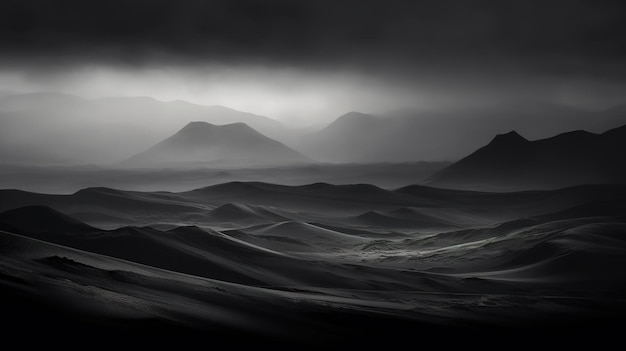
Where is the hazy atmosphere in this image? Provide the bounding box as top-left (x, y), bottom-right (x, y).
top-left (2, 0), bottom-right (626, 125)
top-left (1, 0), bottom-right (625, 347)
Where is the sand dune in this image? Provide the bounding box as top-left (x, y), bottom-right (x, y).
top-left (0, 231), bottom-right (539, 345)
top-left (1, 181), bottom-right (625, 342)
top-left (2, 224), bottom-right (624, 344)
top-left (2, 182), bottom-right (625, 228)
top-left (441, 222), bottom-right (626, 295)
top-left (203, 202), bottom-right (289, 227)
top-left (0, 205), bottom-right (98, 236)
top-left (354, 207), bottom-right (456, 229)
top-left (0, 206), bottom-right (453, 290)
top-left (241, 221), bottom-right (370, 250)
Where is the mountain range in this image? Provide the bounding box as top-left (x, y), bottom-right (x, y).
top-left (428, 124), bottom-right (626, 190)
top-left (294, 103), bottom-right (626, 162)
top-left (2, 91), bottom-right (626, 178)
top-left (0, 92), bottom-right (284, 165)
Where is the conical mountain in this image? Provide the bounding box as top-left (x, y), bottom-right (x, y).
top-left (124, 121), bottom-right (311, 167)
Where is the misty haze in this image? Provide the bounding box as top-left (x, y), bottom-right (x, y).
top-left (1, 0), bottom-right (625, 348)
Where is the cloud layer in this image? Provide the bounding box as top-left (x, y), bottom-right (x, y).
top-left (1, 0), bottom-right (625, 122)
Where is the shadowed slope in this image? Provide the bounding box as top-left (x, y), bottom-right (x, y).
top-left (0, 206), bottom-right (451, 290)
top-left (0, 206), bottom-right (98, 236)
top-left (428, 125), bottom-right (626, 190)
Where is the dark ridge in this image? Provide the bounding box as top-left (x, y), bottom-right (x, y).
top-left (0, 189), bottom-right (53, 212)
top-left (354, 209), bottom-right (451, 228)
top-left (404, 183), bottom-right (626, 197)
top-left (0, 205), bottom-right (98, 235)
top-left (387, 207), bottom-right (422, 216)
top-left (298, 182), bottom-right (393, 197)
top-left (166, 225), bottom-right (214, 235)
top-left (603, 124), bottom-right (626, 137)
top-left (73, 187), bottom-right (130, 196)
top-left (211, 202), bottom-right (251, 212)
top-left (427, 123), bottom-right (626, 190)
top-left (490, 130), bottom-right (528, 144)
top-left (395, 184), bottom-right (493, 198)
top-left (72, 226), bottom-right (272, 285)
top-left (105, 225), bottom-right (154, 236)
top-left (71, 187), bottom-right (200, 214)
top-left (532, 199), bottom-right (626, 222)
top-left (479, 131), bottom-right (531, 158)
top-left (185, 181), bottom-right (421, 208)
top-left (194, 181), bottom-right (390, 196)
top-left (556, 129), bottom-right (596, 138)
top-left (208, 203), bottom-right (261, 220)
top-left (0, 189), bottom-right (47, 196)
top-left (207, 203), bottom-right (287, 222)
top-left (300, 181), bottom-right (335, 189)
top-left (189, 181), bottom-right (268, 194)
top-left (309, 222), bottom-right (401, 238)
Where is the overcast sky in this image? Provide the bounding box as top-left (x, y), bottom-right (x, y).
top-left (1, 0), bottom-right (624, 125)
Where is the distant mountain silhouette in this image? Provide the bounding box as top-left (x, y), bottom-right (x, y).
top-left (3, 91), bottom-right (626, 166)
top-left (124, 121), bottom-right (310, 167)
top-left (294, 103), bottom-right (626, 163)
top-left (427, 124), bottom-right (626, 190)
top-left (0, 92), bottom-right (284, 165)
top-left (298, 111), bottom-right (416, 162)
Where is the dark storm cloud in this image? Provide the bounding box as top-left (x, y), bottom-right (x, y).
top-left (1, 0), bottom-right (625, 79)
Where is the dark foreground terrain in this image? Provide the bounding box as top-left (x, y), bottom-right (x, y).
top-left (1, 182), bottom-right (625, 347)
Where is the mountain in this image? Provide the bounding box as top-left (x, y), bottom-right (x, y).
top-left (293, 102), bottom-right (626, 163)
top-left (296, 111), bottom-right (419, 162)
top-left (3, 92), bottom-right (625, 166)
top-left (0, 92), bottom-right (284, 165)
top-left (427, 124), bottom-right (626, 191)
top-left (123, 121), bottom-right (310, 167)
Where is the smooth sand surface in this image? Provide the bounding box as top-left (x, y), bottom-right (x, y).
top-left (1, 182), bottom-right (625, 346)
